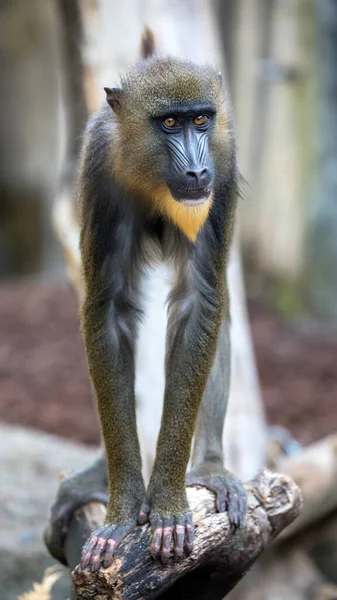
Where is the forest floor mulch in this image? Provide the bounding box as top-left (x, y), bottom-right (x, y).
top-left (0, 281), bottom-right (336, 446)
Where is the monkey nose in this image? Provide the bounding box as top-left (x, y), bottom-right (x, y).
top-left (186, 168), bottom-right (209, 183)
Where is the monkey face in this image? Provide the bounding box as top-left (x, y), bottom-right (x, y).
top-left (104, 57), bottom-right (232, 223)
top-left (153, 105), bottom-right (215, 206)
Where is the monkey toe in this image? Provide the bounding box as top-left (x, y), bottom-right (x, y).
top-left (227, 486), bottom-right (247, 529)
top-left (81, 532), bottom-right (108, 572)
top-left (222, 474), bottom-right (247, 529)
top-left (149, 513), bottom-right (193, 564)
top-left (186, 469), bottom-right (247, 529)
top-left (80, 520), bottom-right (137, 571)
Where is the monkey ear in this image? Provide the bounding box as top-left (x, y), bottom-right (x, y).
top-left (217, 72), bottom-right (222, 84)
top-left (104, 87), bottom-right (124, 112)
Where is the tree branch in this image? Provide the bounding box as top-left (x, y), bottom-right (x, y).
top-left (70, 469), bottom-right (302, 600)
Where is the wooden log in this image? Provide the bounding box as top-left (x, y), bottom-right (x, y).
top-left (228, 434), bottom-right (337, 600)
top-left (276, 434), bottom-right (337, 538)
top-left (70, 469), bottom-right (302, 600)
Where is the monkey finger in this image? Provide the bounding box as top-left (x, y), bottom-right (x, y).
top-left (221, 497), bottom-right (229, 513)
top-left (238, 494), bottom-right (247, 528)
top-left (102, 539), bottom-right (118, 569)
top-left (216, 491), bottom-right (228, 514)
top-left (89, 537), bottom-right (108, 572)
top-left (80, 535), bottom-right (99, 570)
top-left (184, 522), bottom-right (194, 555)
top-left (228, 493), bottom-right (241, 528)
top-left (150, 526), bottom-right (163, 560)
top-left (161, 526), bottom-right (173, 564)
top-left (227, 499), bottom-right (237, 528)
top-left (173, 523), bottom-right (185, 560)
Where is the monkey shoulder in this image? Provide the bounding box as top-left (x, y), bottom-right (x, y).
top-left (83, 105), bottom-right (118, 159)
top-left (79, 106), bottom-right (120, 190)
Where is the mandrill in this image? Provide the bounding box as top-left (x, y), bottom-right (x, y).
top-left (45, 30), bottom-right (247, 570)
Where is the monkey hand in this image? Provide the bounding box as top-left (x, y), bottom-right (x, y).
top-left (80, 519), bottom-right (137, 572)
top-left (44, 458), bottom-right (109, 566)
top-left (80, 479), bottom-right (145, 572)
top-left (186, 463), bottom-right (247, 528)
top-left (138, 482), bottom-right (194, 564)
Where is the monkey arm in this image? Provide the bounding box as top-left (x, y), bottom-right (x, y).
top-left (80, 274), bottom-right (145, 568)
top-left (78, 183), bottom-right (148, 570)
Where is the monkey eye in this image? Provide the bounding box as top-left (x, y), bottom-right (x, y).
top-left (163, 116), bottom-right (179, 128)
top-left (194, 115), bottom-right (209, 126)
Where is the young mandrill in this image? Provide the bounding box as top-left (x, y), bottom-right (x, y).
top-left (45, 32), bottom-right (247, 570)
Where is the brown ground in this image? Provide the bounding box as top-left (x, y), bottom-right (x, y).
top-left (0, 282), bottom-right (336, 446)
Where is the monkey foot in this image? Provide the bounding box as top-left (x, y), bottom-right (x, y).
top-left (186, 466), bottom-right (247, 528)
top-left (80, 520), bottom-right (137, 571)
top-left (138, 503), bottom-right (194, 563)
top-left (44, 475), bottom-right (108, 566)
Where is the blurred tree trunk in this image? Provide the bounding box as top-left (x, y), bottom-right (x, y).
top-left (0, 0), bottom-right (87, 279)
top-left (219, 0), bottom-right (337, 326)
top-left (216, 4), bottom-right (337, 598)
top-left (57, 0), bottom-right (88, 183)
top-left (0, 0), bottom-right (66, 278)
top-left (245, 0), bottom-right (307, 284)
top-left (305, 0), bottom-right (337, 322)
top-left (217, 0), bottom-right (321, 319)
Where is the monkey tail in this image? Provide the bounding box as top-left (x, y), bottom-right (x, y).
top-left (141, 26), bottom-right (156, 59)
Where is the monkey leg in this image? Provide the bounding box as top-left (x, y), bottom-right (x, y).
top-left (44, 453), bottom-right (108, 565)
top-left (186, 320), bottom-right (247, 528)
top-left (79, 296), bottom-right (145, 572)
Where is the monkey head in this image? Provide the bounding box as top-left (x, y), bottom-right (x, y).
top-left (104, 57), bottom-right (234, 241)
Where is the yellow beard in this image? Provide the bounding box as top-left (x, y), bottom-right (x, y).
top-left (155, 186), bottom-right (212, 242)
top-left (113, 158), bottom-right (212, 242)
